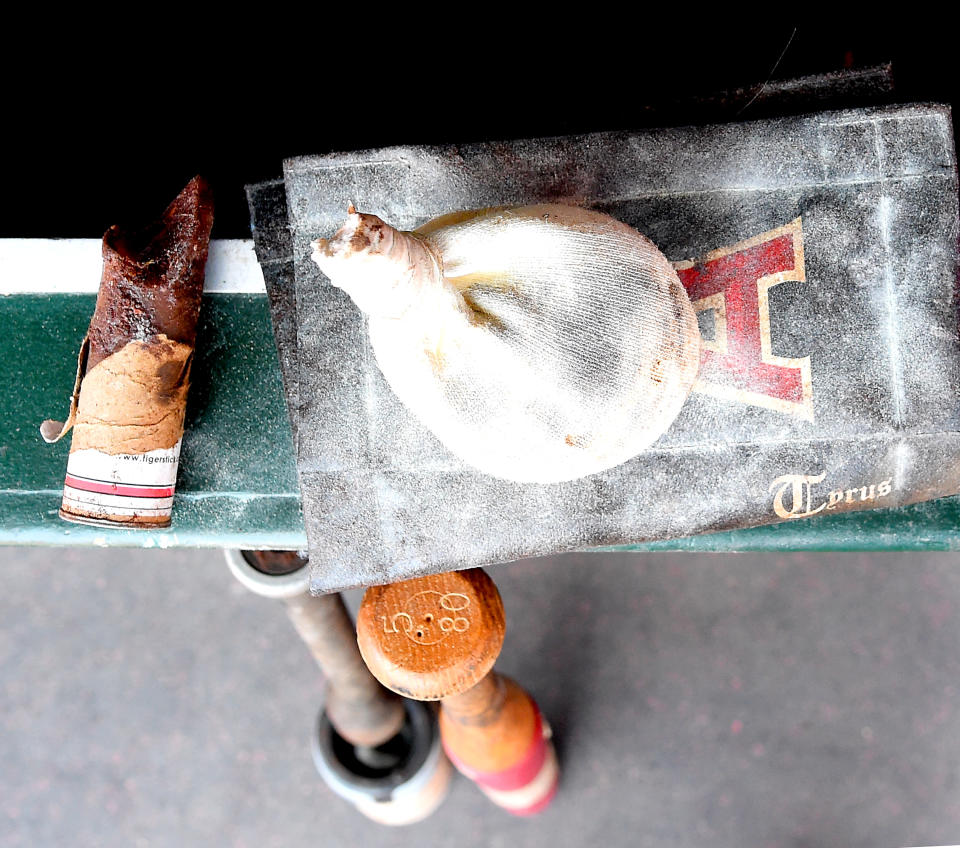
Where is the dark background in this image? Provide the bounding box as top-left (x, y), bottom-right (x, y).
top-left (3, 27), bottom-right (954, 239)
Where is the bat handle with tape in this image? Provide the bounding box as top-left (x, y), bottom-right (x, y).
top-left (357, 568), bottom-right (558, 816)
top-left (226, 549), bottom-right (405, 746)
top-left (224, 550), bottom-right (451, 825)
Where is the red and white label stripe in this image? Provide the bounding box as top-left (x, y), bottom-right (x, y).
top-left (444, 706), bottom-right (559, 815)
top-left (64, 474), bottom-right (175, 499)
top-left (61, 443), bottom-right (181, 520)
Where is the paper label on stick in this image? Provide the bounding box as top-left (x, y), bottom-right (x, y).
top-left (60, 440), bottom-right (182, 523)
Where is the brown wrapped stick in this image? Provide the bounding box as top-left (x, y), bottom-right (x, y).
top-left (285, 592), bottom-right (407, 747)
top-left (357, 569), bottom-right (559, 815)
top-left (41, 177), bottom-right (214, 528)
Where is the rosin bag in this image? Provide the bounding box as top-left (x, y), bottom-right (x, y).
top-left (311, 205), bottom-right (701, 484)
top-left (247, 103), bottom-right (960, 592)
top-left (41, 177), bottom-right (214, 528)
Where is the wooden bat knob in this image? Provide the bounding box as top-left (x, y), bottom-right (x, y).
top-left (356, 569), bottom-right (506, 701)
top-left (358, 569), bottom-right (558, 815)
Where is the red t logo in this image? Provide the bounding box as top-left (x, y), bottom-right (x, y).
top-left (674, 218), bottom-right (813, 421)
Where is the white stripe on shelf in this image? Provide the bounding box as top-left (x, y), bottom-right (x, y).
top-left (0, 239), bottom-right (266, 295)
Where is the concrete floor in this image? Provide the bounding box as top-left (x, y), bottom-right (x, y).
top-left (2, 547), bottom-right (959, 848)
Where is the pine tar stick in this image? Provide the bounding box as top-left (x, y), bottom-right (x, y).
top-left (41, 177), bottom-right (214, 528)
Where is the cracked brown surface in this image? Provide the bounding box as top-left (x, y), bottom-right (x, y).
top-left (62, 177), bottom-right (212, 456)
top-left (86, 176), bottom-right (214, 372)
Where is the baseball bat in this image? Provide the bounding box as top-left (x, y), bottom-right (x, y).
top-left (357, 568), bottom-right (558, 815)
top-left (225, 549), bottom-right (452, 825)
top-left (236, 550), bottom-right (406, 747)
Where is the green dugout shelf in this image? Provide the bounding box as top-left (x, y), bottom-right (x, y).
top-left (2, 239), bottom-right (959, 554)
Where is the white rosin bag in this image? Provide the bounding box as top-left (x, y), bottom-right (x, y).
top-left (312, 204), bottom-right (701, 484)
